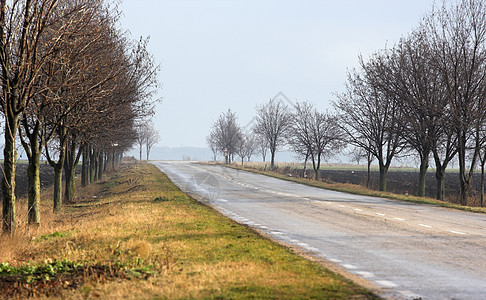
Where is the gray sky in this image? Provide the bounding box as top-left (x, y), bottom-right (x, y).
top-left (120, 0), bottom-right (436, 148)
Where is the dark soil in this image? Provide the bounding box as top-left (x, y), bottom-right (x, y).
top-left (280, 166), bottom-right (485, 206)
top-left (0, 163), bottom-right (81, 200)
top-left (0, 162), bottom-right (56, 200)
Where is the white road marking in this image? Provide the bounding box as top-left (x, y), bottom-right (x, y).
top-left (329, 258), bottom-right (342, 263)
top-left (355, 271), bottom-right (375, 278)
top-left (376, 280), bottom-right (398, 288)
top-left (394, 217), bottom-right (406, 221)
top-left (450, 230), bottom-right (467, 235)
top-left (419, 224), bottom-right (432, 228)
top-left (342, 264), bottom-right (358, 269)
top-left (339, 205), bottom-right (346, 208)
top-left (375, 213), bottom-right (385, 216)
top-left (354, 208), bottom-right (364, 212)
top-left (399, 290), bottom-right (423, 299)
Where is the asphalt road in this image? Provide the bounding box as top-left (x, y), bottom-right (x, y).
top-left (152, 161), bottom-right (486, 300)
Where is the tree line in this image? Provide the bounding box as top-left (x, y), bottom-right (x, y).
top-left (207, 99), bottom-right (344, 182)
top-left (208, 0), bottom-right (486, 207)
top-left (1, 0), bottom-right (159, 235)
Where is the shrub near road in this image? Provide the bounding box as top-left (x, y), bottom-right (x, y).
top-left (0, 162), bottom-right (377, 299)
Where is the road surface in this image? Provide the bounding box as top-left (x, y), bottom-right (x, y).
top-left (152, 161), bottom-right (486, 300)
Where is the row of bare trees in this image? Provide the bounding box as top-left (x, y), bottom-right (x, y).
top-left (207, 99), bottom-right (344, 179)
top-left (0, 0), bottom-right (159, 234)
top-left (208, 0), bottom-right (486, 207)
top-left (334, 0), bottom-right (486, 206)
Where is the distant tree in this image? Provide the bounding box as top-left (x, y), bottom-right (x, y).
top-left (209, 109), bottom-right (242, 164)
top-left (206, 132), bottom-right (220, 161)
top-left (145, 122), bottom-right (159, 161)
top-left (289, 101), bottom-right (344, 180)
top-left (254, 99), bottom-right (291, 168)
top-left (349, 146), bottom-right (368, 166)
top-left (256, 134), bottom-right (269, 163)
top-left (135, 122), bottom-right (148, 161)
top-left (236, 133), bottom-right (258, 166)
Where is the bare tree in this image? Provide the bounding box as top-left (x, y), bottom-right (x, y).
top-left (334, 53), bottom-right (406, 192)
top-left (135, 122), bottom-right (148, 161)
top-left (145, 121), bottom-right (159, 161)
top-left (255, 134), bottom-right (269, 163)
top-left (236, 133), bottom-right (258, 166)
top-left (209, 109), bottom-right (242, 164)
top-left (425, 0), bottom-right (486, 205)
top-left (206, 132), bottom-right (219, 161)
top-left (348, 146), bottom-right (368, 166)
top-left (254, 99), bottom-right (291, 168)
top-left (368, 27), bottom-right (452, 198)
top-left (288, 101), bottom-right (343, 180)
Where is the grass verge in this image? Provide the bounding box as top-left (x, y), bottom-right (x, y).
top-left (225, 163), bottom-right (486, 214)
top-left (0, 162), bottom-right (377, 299)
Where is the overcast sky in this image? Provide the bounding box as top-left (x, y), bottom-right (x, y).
top-left (120, 0), bottom-right (437, 148)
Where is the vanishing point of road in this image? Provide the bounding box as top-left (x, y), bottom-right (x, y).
top-left (153, 161), bottom-right (486, 300)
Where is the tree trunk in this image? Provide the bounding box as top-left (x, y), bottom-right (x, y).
top-left (367, 152), bottom-right (372, 189)
top-left (20, 118), bottom-right (43, 227)
top-left (302, 152), bottom-right (309, 178)
top-left (417, 153), bottom-right (429, 197)
top-left (64, 139), bottom-right (81, 203)
top-left (435, 167), bottom-right (446, 201)
top-left (270, 149), bottom-right (276, 169)
top-left (89, 146), bottom-right (95, 183)
top-left (53, 164), bottom-right (63, 212)
top-left (481, 161), bottom-right (485, 207)
top-left (81, 146), bottom-right (88, 187)
top-left (46, 127), bottom-right (67, 213)
top-left (378, 162), bottom-right (388, 192)
top-left (98, 151), bottom-right (104, 180)
top-left (26, 145), bottom-right (41, 227)
top-left (2, 113), bottom-right (19, 234)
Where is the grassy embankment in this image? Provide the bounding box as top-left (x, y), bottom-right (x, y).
top-left (0, 162), bottom-right (377, 299)
top-left (227, 162), bottom-right (486, 214)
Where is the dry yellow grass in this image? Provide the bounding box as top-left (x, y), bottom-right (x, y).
top-left (0, 162), bottom-right (377, 299)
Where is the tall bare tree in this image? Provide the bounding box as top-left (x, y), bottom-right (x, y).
top-left (425, 0), bottom-right (486, 205)
top-left (377, 29), bottom-right (450, 197)
top-left (334, 53), bottom-right (406, 192)
top-left (254, 99), bottom-right (291, 168)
